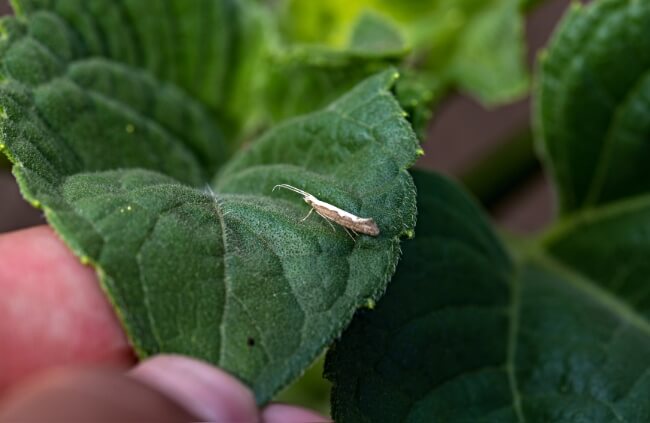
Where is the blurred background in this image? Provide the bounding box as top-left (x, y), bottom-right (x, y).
top-left (0, 0), bottom-right (571, 235)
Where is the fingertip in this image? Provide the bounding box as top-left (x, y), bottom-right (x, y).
top-left (0, 367), bottom-right (194, 422)
top-left (130, 355), bottom-right (258, 423)
top-left (262, 403), bottom-right (331, 423)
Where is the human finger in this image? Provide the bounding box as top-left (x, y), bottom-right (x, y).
top-left (262, 403), bottom-right (331, 423)
top-left (0, 226), bottom-right (133, 391)
top-left (0, 366), bottom-right (195, 422)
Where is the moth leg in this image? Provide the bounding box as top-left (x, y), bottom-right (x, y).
top-left (315, 210), bottom-right (337, 232)
top-left (301, 207), bottom-right (314, 222)
top-left (351, 229), bottom-right (359, 236)
top-left (343, 226), bottom-right (356, 242)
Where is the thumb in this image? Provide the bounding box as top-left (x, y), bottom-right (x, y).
top-left (0, 366), bottom-right (195, 422)
top-left (0, 355), bottom-right (259, 423)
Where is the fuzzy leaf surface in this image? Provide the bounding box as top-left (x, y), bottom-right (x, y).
top-left (12, 0), bottom-right (267, 140)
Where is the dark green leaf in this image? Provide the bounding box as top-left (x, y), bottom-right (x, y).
top-left (533, 0), bottom-right (650, 346)
top-left (326, 170), bottom-right (650, 422)
top-left (542, 194), bottom-right (650, 321)
top-left (536, 0), bottom-right (650, 213)
top-left (11, 0), bottom-right (267, 140)
top-left (0, 0), bottom-right (419, 402)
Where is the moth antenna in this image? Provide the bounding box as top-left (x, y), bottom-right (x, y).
top-left (204, 184), bottom-right (217, 198)
top-left (273, 184), bottom-right (310, 197)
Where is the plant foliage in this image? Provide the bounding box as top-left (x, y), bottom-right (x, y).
top-left (1, 0), bottom-right (649, 420)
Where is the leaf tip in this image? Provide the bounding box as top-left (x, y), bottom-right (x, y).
top-left (403, 229), bottom-right (415, 239)
top-left (416, 147), bottom-right (425, 158)
top-left (364, 298), bottom-right (376, 310)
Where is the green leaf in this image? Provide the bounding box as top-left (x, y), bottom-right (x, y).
top-left (536, 0), bottom-right (650, 213)
top-left (393, 69), bottom-right (445, 138)
top-left (542, 195), bottom-right (650, 322)
top-left (262, 47), bottom-right (403, 123)
top-left (348, 11), bottom-right (407, 55)
top-left (10, 0), bottom-right (268, 140)
top-left (0, 0), bottom-right (419, 402)
top-left (439, 0), bottom-right (528, 103)
top-left (533, 0), bottom-right (650, 333)
top-left (326, 2), bottom-right (650, 418)
top-left (280, 0), bottom-right (528, 105)
top-left (263, 14), bottom-right (439, 136)
top-left (326, 170), bottom-right (650, 422)
top-left (263, 6), bottom-right (408, 123)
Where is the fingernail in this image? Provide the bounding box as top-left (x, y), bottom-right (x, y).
top-left (130, 355), bottom-right (257, 422)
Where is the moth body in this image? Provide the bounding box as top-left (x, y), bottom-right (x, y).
top-left (273, 184), bottom-right (380, 237)
top-left (305, 196), bottom-right (380, 236)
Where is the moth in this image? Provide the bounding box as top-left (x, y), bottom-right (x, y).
top-left (273, 184), bottom-right (380, 239)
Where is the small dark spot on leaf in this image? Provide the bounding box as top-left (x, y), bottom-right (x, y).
top-left (247, 337), bottom-right (255, 347)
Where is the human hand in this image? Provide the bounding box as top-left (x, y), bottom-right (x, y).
top-left (0, 226), bottom-right (328, 422)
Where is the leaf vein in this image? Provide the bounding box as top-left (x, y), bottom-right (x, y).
top-left (208, 191), bottom-right (232, 365)
top-left (507, 265), bottom-right (526, 422)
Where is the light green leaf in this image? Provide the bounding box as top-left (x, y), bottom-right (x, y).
top-left (263, 7), bottom-right (408, 123)
top-left (348, 11), bottom-right (407, 55)
top-left (0, 0), bottom-right (419, 403)
top-left (326, 170), bottom-right (650, 422)
top-left (443, 0), bottom-right (528, 102)
top-left (536, 0), bottom-right (650, 213)
top-left (280, 0), bottom-right (528, 105)
top-left (263, 14), bottom-right (438, 135)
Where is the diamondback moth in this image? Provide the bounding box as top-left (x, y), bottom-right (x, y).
top-left (273, 184), bottom-right (380, 238)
